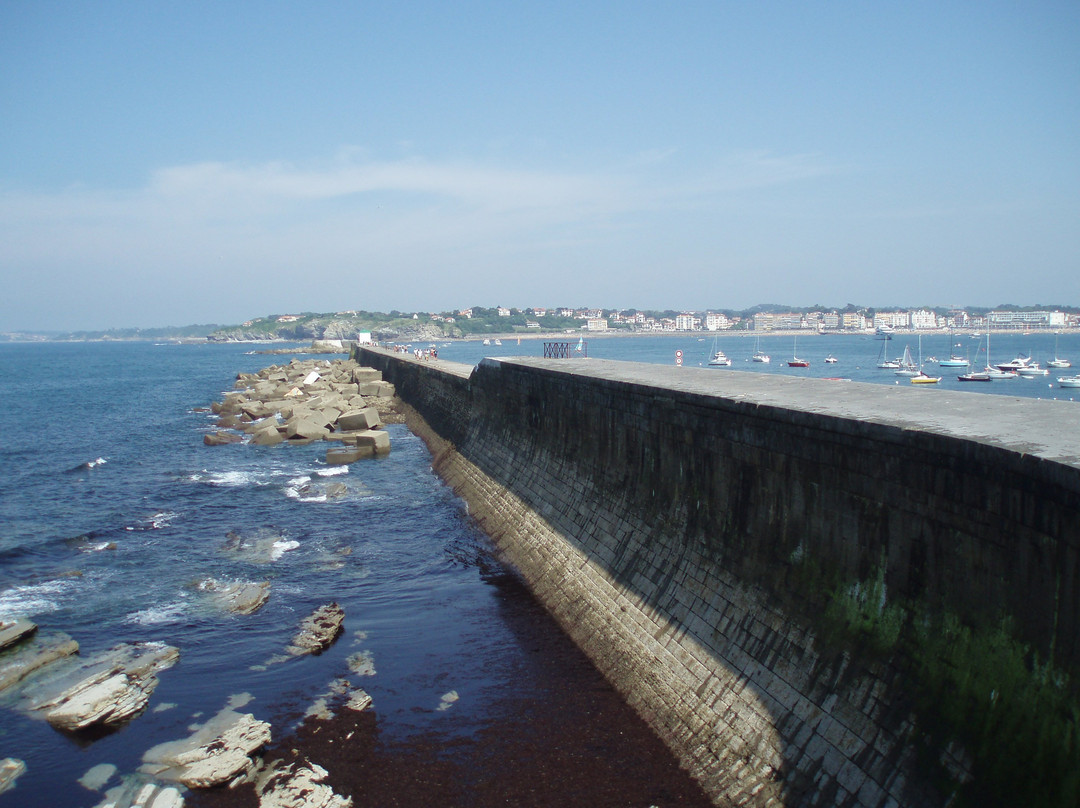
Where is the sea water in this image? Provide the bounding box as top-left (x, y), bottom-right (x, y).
top-left (1, 341), bottom-right (707, 807)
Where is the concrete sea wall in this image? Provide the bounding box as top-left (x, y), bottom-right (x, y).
top-left (356, 346), bottom-right (1080, 807)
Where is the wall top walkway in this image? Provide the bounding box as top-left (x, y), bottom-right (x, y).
top-left (484, 357), bottom-right (1080, 470)
top-left (362, 347), bottom-right (1080, 470)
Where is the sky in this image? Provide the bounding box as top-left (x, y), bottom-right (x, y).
top-left (1, 1), bottom-right (1078, 331)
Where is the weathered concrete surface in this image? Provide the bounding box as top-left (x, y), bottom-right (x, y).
top-left (357, 346), bottom-right (1080, 807)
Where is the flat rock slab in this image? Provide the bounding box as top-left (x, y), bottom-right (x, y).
top-left (0, 632), bottom-right (79, 693)
top-left (254, 760), bottom-right (353, 808)
top-left (25, 641), bottom-right (179, 731)
top-left (197, 578), bottom-right (271, 615)
top-left (287, 603), bottom-right (345, 656)
top-left (0, 619), bottom-right (37, 652)
top-left (142, 706), bottom-right (272, 789)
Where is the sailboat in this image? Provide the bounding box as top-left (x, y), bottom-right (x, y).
top-left (752, 335), bottom-right (770, 363)
top-left (707, 336), bottom-right (731, 366)
top-left (787, 336), bottom-right (809, 367)
top-left (983, 332), bottom-right (1017, 380)
top-left (910, 335), bottom-right (941, 383)
top-left (894, 344), bottom-right (920, 377)
top-left (876, 339), bottom-right (900, 369)
top-left (937, 341), bottom-right (970, 368)
top-left (1048, 334), bottom-right (1071, 368)
top-left (958, 334), bottom-right (991, 381)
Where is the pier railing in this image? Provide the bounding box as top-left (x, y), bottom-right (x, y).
top-left (543, 341), bottom-right (588, 358)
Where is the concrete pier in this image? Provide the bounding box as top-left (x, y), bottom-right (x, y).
top-left (356, 346), bottom-right (1080, 807)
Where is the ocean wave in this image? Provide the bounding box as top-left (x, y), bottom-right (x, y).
top-left (315, 467), bottom-right (349, 477)
top-left (123, 601), bottom-right (189, 626)
top-left (189, 470), bottom-right (272, 487)
top-left (0, 579), bottom-right (77, 621)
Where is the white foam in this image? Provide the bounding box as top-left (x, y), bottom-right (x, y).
top-left (316, 467), bottom-right (349, 477)
top-left (192, 470), bottom-right (267, 487)
top-left (0, 579), bottom-right (76, 621)
top-left (149, 511), bottom-right (178, 529)
top-left (123, 602), bottom-right (188, 626)
top-left (271, 539), bottom-right (301, 560)
top-left (86, 457), bottom-right (107, 469)
top-left (287, 475), bottom-right (313, 487)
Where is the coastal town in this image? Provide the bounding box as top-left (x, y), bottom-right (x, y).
top-left (441, 306), bottom-right (1079, 334)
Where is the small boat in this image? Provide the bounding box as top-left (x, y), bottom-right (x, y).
top-left (986, 368), bottom-right (1017, 380)
top-left (1049, 335), bottom-right (1071, 368)
top-left (482, 339), bottom-right (491, 345)
top-left (958, 372), bottom-right (991, 382)
top-left (824, 354), bottom-right (838, 364)
top-left (876, 339), bottom-right (900, 369)
top-left (751, 336), bottom-right (770, 363)
top-left (1058, 376), bottom-right (1080, 388)
top-left (708, 350), bottom-right (732, 367)
top-left (911, 372), bottom-right (940, 384)
top-left (938, 342), bottom-right (969, 368)
top-left (494, 339), bottom-right (502, 346)
top-left (996, 354), bottom-right (1033, 371)
top-left (894, 345), bottom-right (920, 377)
top-left (787, 336), bottom-right (809, 367)
top-left (1016, 364), bottom-right (1049, 377)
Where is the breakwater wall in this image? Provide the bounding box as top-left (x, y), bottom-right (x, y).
top-left (356, 346), bottom-right (1080, 807)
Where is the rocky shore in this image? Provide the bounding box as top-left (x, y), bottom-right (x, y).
top-left (0, 603), bottom-right (362, 806)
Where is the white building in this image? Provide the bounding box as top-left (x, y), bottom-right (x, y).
top-left (988, 310), bottom-right (1067, 328)
top-left (705, 312), bottom-right (732, 331)
top-left (586, 318), bottom-right (609, 332)
top-left (909, 310), bottom-right (938, 330)
top-left (675, 313), bottom-right (700, 331)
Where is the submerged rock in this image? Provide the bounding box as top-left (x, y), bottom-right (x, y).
top-left (91, 778), bottom-right (184, 808)
top-left (25, 641), bottom-right (179, 731)
top-left (0, 632), bottom-right (80, 693)
top-left (0, 758), bottom-right (26, 796)
top-left (141, 706), bottom-right (271, 789)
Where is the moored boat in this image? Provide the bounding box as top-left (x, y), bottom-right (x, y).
top-left (824, 354), bottom-right (838, 364)
top-left (708, 350), bottom-right (732, 367)
top-left (1059, 376), bottom-right (1080, 389)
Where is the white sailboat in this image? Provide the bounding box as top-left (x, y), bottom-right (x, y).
top-left (894, 344), bottom-right (920, 377)
top-left (752, 335), bottom-right (770, 363)
top-left (876, 339), bottom-right (900, 369)
top-left (1048, 334), bottom-right (1071, 368)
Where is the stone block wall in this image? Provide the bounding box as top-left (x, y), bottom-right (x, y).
top-left (356, 347), bottom-right (1080, 807)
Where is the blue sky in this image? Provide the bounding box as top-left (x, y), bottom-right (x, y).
top-left (1, 1), bottom-right (1077, 330)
